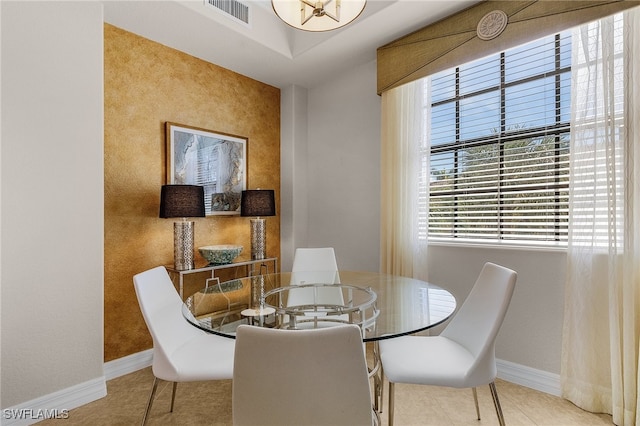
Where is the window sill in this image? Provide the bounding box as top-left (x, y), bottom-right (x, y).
top-left (427, 238), bottom-right (567, 253)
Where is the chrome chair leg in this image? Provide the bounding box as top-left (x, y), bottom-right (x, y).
top-left (388, 382), bottom-right (395, 426)
top-left (489, 381), bottom-right (506, 426)
top-left (141, 377), bottom-right (159, 426)
top-left (472, 387), bottom-right (481, 420)
top-left (170, 382), bottom-right (178, 412)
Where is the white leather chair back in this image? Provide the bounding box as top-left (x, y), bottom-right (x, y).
top-left (133, 266), bottom-right (206, 380)
top-left (440, 262), bottom-right (517, 385)
top-left (291, 247), bottom-right (340, 281)
top-left (289, 247), bottom-right (343, 306)
top-left (232, 324), bottom-right (374, 426)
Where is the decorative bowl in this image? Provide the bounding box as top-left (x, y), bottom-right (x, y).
top-left (198, 245), bottom-right (243, 265)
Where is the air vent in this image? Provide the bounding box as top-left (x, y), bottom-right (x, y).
top-left (205, 0), bottom-right (250, 26)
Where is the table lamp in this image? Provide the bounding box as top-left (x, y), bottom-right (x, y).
top-left (160, 184), bottom-right (205, 270)
top-left (241, 189), bottom-right (276, 260)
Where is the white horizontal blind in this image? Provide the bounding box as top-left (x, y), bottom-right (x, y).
top-left (426, 31), bottom-right (572, 245)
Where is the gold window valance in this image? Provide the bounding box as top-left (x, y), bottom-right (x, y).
top-left (377, 0), bottom-right (640, 95)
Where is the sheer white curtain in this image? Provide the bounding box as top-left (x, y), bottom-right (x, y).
top-left (562, 8), bottom-right (640, 425)
top-left (380, 79), bottom-right (429, 279)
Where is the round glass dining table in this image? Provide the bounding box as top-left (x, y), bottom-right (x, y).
top-left (182, 270), bottom-right (457, 342)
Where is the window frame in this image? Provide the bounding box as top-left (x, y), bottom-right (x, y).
top-left (425, 33), bottom-right (571, 247)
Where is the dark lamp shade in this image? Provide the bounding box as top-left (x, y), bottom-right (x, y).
top-left (159, 185), bottom-right (205, 218)
top-left (241, 190), bottom-right (276, 217)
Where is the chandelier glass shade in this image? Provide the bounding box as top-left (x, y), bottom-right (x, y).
top-left (272, 0), bottom-right (366, 32)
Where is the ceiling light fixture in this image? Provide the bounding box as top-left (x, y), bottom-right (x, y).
top-left (272, 0), bottom-right (366, 32)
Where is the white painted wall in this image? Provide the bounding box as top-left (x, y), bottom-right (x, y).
top-left (1, 1), bottom-right (105, 409)
top-left (280, 85), bottom-right (309, 271)
top-left (304, 60), bottom-right (382, 272)
top-left (428, 244), bottom-right (566, 374)
top-left (301, 60), bottom-right (567, 375)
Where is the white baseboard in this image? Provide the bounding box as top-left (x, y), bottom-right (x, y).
top-left (1, 350), bottom-right (152, 426)
top-left (100, 351), bottom-right (562, 397)
top-left (1, 377), bottom-right (106, 426)
top-left (497, 358), bottom-right (561, 396)
top-left (2, 351), bottom-right (559, 425)
top-left (103, 349), bottom-right (153, 381)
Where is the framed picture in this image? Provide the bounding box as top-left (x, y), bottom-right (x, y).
top-left (166, 122), bottom-right (247, 216)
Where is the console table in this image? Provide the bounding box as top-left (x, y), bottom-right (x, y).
top-left (165, 257), bottom-right (278, 299)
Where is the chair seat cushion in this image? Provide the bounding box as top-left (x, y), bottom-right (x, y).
top-left (379, 335), bottom-right (475, 388)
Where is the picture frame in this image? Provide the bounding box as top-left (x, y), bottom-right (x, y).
top-left (166, 122), bottom-right (247, 216)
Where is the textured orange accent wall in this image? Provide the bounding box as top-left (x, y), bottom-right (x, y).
top-left (104, 24), bottom-right (280, 361)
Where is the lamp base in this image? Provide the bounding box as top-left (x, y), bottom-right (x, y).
top-left (174, 221), bottom-right (195, 271)
top-left (250, 218), bottom-right (267, 260)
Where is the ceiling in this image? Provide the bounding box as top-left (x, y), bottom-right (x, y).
top-left (103, 0), bottom-right (478, 89)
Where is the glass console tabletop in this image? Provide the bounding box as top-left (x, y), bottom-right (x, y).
top-left (182, 270), bottom-right (457, 342)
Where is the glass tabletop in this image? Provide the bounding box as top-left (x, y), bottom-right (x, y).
top-left (182, 270), bottom-right (457, 342)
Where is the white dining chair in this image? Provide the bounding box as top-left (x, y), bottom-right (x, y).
top-left (288, 247), bottom-right (343, 307)
top-left (232, 324), bottom-right (376, 426)
top-left (133, 266), bottom-right (235, 425)
top-left (288, 247), bottom-right (381, 408)
top-left (379, 262), bottom-right (517, 426)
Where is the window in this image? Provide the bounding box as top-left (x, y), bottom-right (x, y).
top-left (425, 31), bottom-right (572, 246)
